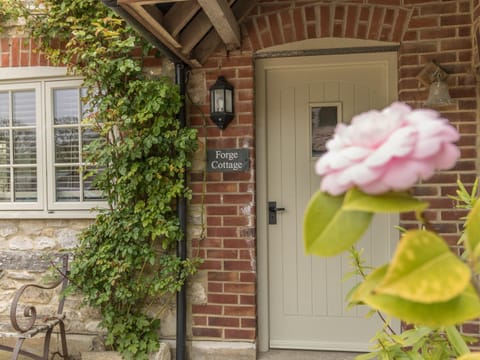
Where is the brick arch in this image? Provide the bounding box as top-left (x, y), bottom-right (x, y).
top-left (242, 3), bottom-right (412, 52)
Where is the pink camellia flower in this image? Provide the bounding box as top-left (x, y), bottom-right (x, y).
top-left (316, 102), bottom-right (460, 196)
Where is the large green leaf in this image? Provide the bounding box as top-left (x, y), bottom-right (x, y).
top-left (466, 199), bottom-right (480, 256)
top-left (343, 188), bottom-right (428, 213)
top-left (376, 230), bottom-right (470, 303)
top-left (351, 265), bottom-right (480, 327)
top-left (304, 190), bottom-right (373, 256)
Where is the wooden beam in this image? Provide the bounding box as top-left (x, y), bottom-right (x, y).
top-left (118, 0), bottom-right (188, 4)
top-left (119, 3), bottom-right (194, 65)
top-left (193, 0), bottom-right (258, 63)
top-left (180, 0), bottom-right (235, 55)
top-left (164, 0), bottom-right (201, 38)
top-left (197, 0), bottom-right (240, 50)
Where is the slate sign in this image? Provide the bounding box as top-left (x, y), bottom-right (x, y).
top-left (207, 148), bottom-right (250, 172)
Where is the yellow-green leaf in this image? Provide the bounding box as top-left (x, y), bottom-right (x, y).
top-left (376, 230), bottom-right (470, 303)
top-left (304, 190), bottom-right (373, 256)
top-left (351, 265), bottom-right (480, 327)
top-left (343, 188), bottom-right (428, 213)
top-left (458, 354), bottom-right (480, 360)
top-left (466, 199), bottom-right (480, 256)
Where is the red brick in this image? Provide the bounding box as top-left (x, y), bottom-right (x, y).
top-left (345, 6), bottom-right (358, 38)
top-left (192, 327), bottom-right (223, 338)
top-left (393, 10), bottom-right (409, 42)
top-left (320, 5), bottom-right (330, 37)
top-left (208, 282), bottom-right (223, 292)
top-left (368, 7), bottom-right (384, 40)
top-left (207, 249), bottom-right (238, 259)
top-left (224, 283), bottom-right (255, 294)
top-left (293, 8), bottom-right (306, 41)
top-left (208, 294), bottom-right (238, 304)
top-left (223, 194), bottom-right (253, 204)
top-left (207, 227), bottom-right (237, 238)
top-left (208, 271), bottom-right (240, 282)
top-left (224, 260), bottom-right (253, 271)
top-left (206, 183), bottom-right (238, 193)
top-left (207, 206), bottom-right (238, 216)
top-left (208, 316), bottom-right (239, 327)
top-left (193, 316), bottom-right (207, 326)
top-left (192, 304), bottom-right (223, 315)
top-left (440, 14), bottom-right (470, 26)
top-left (240, 295), bottom-right (255, 305)
top-left (224, 305), bottom-right (255, 317)
top-left (225, 328), bottom-right (256, 340)
top-left (408, 16), bottom-right (439, 28)
top-left (241, 318), bottom-right (256, 328)
top-left (359, 6), bottom-right (370, 21)
top-left (198, 260), bottom-right (222, 270)
top-left (223, 216), bottom-right (249, 226)
top-left (240, 272), bottom-right (256, 282)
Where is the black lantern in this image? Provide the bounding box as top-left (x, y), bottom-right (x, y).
top-left (209, 76), bottom-right (234, 129)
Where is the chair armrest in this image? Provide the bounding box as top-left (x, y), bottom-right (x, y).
top-left (9, 255), bottom-right (69, 333)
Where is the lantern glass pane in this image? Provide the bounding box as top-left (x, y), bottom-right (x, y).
top-left (214, 89), bottom-right (225, 112)
top-left (225, 89), bottom-right (233, 113)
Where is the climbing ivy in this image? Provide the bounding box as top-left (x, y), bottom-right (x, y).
top-left (2, 1), bottom-right (199, 358)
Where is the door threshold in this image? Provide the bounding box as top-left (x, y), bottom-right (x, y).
top-left (257, 349), bottom-right (362, 360)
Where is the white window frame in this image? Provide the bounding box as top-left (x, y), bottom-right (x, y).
top-left (0, 67), bottom-right (106, 218)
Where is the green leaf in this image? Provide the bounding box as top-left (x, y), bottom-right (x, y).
top-left (304, 190), bottom-right (373, 256)
top-left (445, 325), bottom-right (470, 356)
top-left (376, 230), bottom-right (470, 303)
top-left (344, 188), bottom-right (428, 213)
top-left (351, 265), bottom-right (480, 327)
top-left (458, 354), bottom-right (480, 360)
top-left (466, 199), bottom-right (480, 255)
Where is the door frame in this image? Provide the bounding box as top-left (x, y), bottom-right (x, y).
top-left (255, 39), bottom-right (399, 352)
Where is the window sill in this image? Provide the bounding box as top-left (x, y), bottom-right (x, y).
top-left (0, 209), bottom-right (101, 219)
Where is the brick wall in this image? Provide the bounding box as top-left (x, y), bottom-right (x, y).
top-left (190, 0), bottom-right (478, 345)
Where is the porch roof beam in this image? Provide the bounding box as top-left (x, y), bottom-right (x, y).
top-left (197, 0), bottom-right (240, 51)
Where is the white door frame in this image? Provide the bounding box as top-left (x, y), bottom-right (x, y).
top-left (255, 39), bottom-right (399, 352)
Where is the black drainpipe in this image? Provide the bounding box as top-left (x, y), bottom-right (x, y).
top-left (175, 62), bottom-right (188, 360)
top-left (100, 2), bottom-right (189, 359)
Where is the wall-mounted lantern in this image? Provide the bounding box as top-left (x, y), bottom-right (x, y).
top-left (210, 76), bottom-right (234, 129)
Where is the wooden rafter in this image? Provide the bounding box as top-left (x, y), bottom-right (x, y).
top-left (164, 0), bottom-right (201, 37)
top-left (197, 0), bottom-right (240, 50)
top-left (114, 0), bottom-right (259, 66)
top-left (192, 0), bottom-right (258, 63)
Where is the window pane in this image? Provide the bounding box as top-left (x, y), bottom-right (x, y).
top-left (83, 166), bottom-right (104, 201)
top-left (55, 166), bottom-right (80, 201)
top-left (14, 167), bottom-right (37, 202)
top-left (0, 131), bottom-right (10, 165)
top-left (0, 92), bottom-right (9, 127)
top-left (13, 91), bottom-right (35, 126)
top-left (0, 168), bottom-right (11, 202)
top-left (13, 130), bottom-right (36, 164)
top-left (54, 89), bottom-right (79, 125)
top-left (55, 128), bottom-right (79, 163)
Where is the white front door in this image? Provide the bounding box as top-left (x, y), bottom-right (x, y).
top-left (258, 52), bottom-right (399, 351)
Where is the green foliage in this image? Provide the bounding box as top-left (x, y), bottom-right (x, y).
top-left (5, 1), bottom-right (199, 358)
top-left (356, 325), bottom-right (472, 360)
top-left (304, 182), bottom-right (480, 359)
top-left (0, 0), bottom-right (27, 31)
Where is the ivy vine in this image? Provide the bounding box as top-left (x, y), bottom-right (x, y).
top-left (2, 1), bottom-right (199, 358)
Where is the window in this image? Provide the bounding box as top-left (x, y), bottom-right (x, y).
top-left (0, 77), bottom-right (104, 217)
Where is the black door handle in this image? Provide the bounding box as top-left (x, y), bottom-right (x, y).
top-left (268, 201), bottom-right (286, 224)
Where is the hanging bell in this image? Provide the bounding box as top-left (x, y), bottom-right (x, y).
top-left (424, 72), bottom-right (454, 107)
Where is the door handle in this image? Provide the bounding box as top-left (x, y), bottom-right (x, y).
top-left (268, 201), bottom-right (286, 224)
